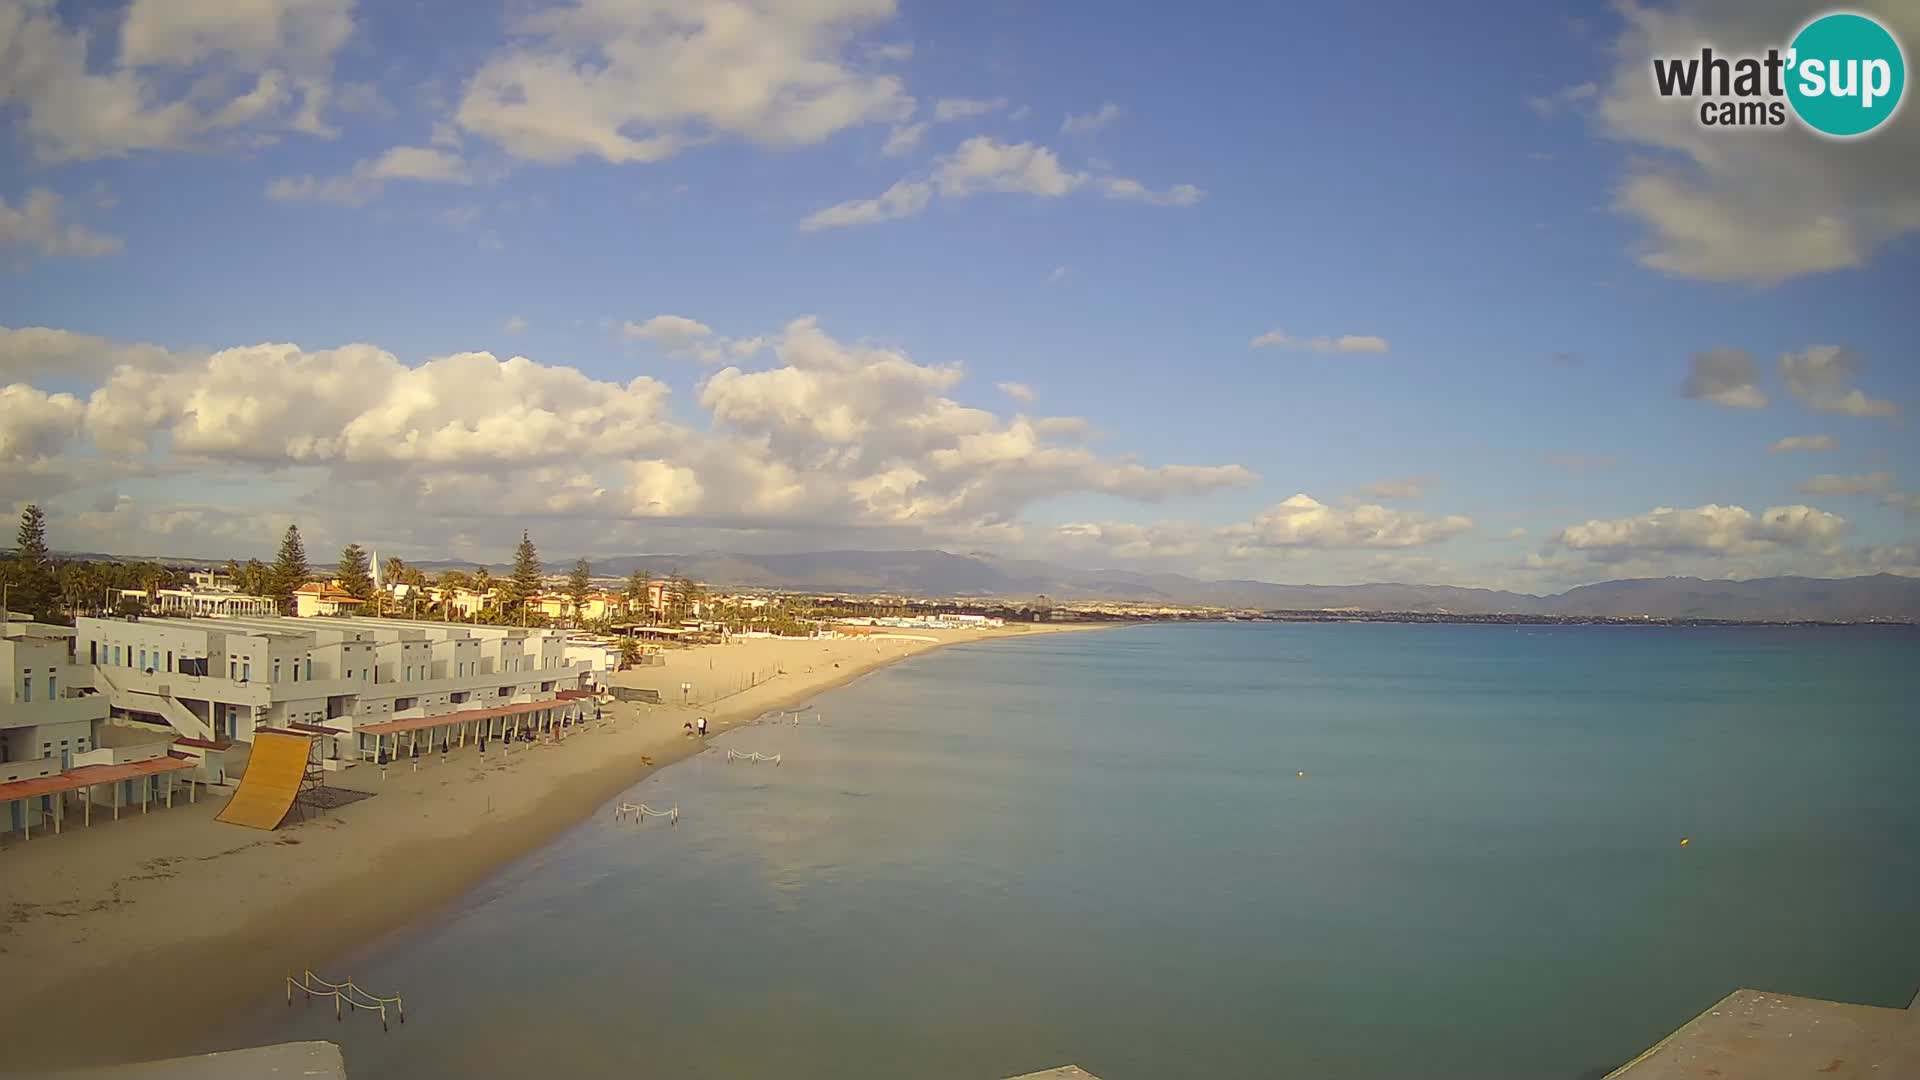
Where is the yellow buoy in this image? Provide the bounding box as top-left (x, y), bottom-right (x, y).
top-left (1679, 837), bottom-right (1690, 847)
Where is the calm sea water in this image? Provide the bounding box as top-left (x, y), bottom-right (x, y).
top-left (224, 623), bottom-right (1920, 1079)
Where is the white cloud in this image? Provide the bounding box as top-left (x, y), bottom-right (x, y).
top-left (933, 96), bottom-right (1007, 122)
top-left (1249, 329), bottom-right (1390, 354)
top-left (267, 144), bottom-right (472, 205)
top-left (504, 315), bottom-right (529, 335)
top-left (0, 188), bottom-right (123, 259)
top-left (0, 382), bottom-right (85, 464)
top-left (0, 0), bottom-right (354, 163)
top-left (880, 121), bottom-right (926, 157)
top-left (1223, 494), bottom-right (1472, 552)
top-left (1681, 347), bottom-right (1766, 409)
top-left (455, 0), bottom-right (910, 165)
top-left (1779, 345), bottom-right (1897, 418)
top-left (1062, 102), bottom-right (1122, 134)
top-left (1598, 0), bottom-right (1920, 282)
top-left (1526, 81), bottom-right (1597, 117)
top-left (996, 381), bottom-right (1036, 404)
top-left (1551, 503), bottom-right (1849, 561)
top-left (1047, 265), bottom-right (1071, 283)
top-left (0, 325), bottom-right (191, 381)
top-left (800, 135), bottom-right (1201, 230)
top-left (1885, 493), bottom-right (1920, 517)
top-left (11, 316), bottom-right (1255, 557)
top-left (1768, 434), bottom-right (1833, 453)
top-left (1797, 472), bottom-right (1892, 497)
top-left (623, 314), bottom-right (715, 349)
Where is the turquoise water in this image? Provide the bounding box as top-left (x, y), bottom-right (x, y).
top-left (226, 623), bottom-right (1920, 1078)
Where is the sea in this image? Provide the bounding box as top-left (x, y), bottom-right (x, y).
top-left (223, 622), bottom-right (1920, 1079)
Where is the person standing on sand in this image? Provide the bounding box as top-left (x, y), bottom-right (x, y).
top-left (697, 716), bottom-right (708, 737)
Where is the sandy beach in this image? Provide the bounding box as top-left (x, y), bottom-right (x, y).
top-left (0, 624), bottom-right (1090, 1074)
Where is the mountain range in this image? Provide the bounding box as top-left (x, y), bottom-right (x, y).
top-left (400, 549), bottom-right (1920, 623)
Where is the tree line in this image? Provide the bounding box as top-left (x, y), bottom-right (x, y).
top-left (0, 507), bottom-right (745, 631)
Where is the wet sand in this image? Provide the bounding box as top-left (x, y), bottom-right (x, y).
top-left (0, 625), bottom-right (1090, 1074)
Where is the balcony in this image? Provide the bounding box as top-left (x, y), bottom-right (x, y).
top-left (0, 694), bottom-right (108, 730)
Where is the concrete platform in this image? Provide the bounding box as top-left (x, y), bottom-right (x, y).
top-left (45, 1040), bottom-right (346, 1079)
top-left (1608, 987), bottom-right (1920, 1079)
top-left (1007, 1070), bottom-right (1101, 1080)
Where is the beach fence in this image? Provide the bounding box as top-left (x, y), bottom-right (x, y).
top-left (613, 802), bottom-right (678, 824)
top-left (286, 970), bottom-right (405, 1030)
top-left (725, 749), bottom-right (782, 765)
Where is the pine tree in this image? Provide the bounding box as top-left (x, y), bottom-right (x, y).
top-left (271, 524), bottom-right (309, 613)
top-left (9, 505), bottom-right (58, 620)
top-left (626, 568), bottom-right (652, 623)
top-left (506, 530), bottom-right (543, 618)
top-left (338, 543), bottom-right (374, 600)
top-left (567, 558), bottom-right (592, 624)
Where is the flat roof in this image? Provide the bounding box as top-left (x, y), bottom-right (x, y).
top-left (357, 697), bottom-right (580, 737)
top-left (0, 753), bottom-right (196, 803)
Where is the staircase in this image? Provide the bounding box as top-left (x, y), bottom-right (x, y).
top-left (92, 665), bottom-right (215, 742)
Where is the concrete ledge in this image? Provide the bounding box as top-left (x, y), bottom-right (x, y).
top-left (46, 1041), bottom-right (346, 1079)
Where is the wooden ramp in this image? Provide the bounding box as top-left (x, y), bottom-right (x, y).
top-left (215, 732), bottom-right (312, 830)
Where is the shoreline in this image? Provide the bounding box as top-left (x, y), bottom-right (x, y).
top-left (0, 623), bottom-right (1105, 1074)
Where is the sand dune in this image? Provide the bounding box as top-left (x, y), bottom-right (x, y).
top-left (0, 624), bottom-right (1088, 1073)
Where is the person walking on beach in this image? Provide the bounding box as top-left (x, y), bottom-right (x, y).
top-left (697, 716), bottom-right (708, 737)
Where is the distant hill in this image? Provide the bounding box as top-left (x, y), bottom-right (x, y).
top-left (406, 549), bottom-right (1920, 622)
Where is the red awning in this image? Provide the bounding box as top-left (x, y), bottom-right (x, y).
top-left (356, 697), bottom-right (579, 737)
top-left (0, 753), bottom-right (196, 803)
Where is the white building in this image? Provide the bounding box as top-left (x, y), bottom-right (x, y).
top-left (74, 614), bottom-right (592, 765)
top-left (4, 621), bottom-right (191, 838)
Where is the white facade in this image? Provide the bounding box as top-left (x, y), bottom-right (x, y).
top-left (2, 627), bottom-right (108, 777)
top-left (74, 615), bottom-right (591, 751)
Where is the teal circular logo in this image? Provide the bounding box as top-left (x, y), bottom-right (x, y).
top-left (1787, 12), bottom-right (1906, 137)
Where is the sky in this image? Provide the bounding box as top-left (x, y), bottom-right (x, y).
top-left (1, 0), bottom-right (1916, 592)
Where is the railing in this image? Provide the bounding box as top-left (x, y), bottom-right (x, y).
top-left (287, 970), bottom-right (406, 1030)
top-left (613, 802), bottom-right (679, 824)
top-left (725, 750), bottom-right (782, 765)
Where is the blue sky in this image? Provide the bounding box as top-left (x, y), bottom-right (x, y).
top-left (1, 0), bottom-right (1915, 590)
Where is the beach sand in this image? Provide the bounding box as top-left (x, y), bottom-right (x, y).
top-left (0, 624), bottom-right (1088, 1073)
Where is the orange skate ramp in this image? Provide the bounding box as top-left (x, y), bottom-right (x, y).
top-left (215, 731), bottom-right (312, 830)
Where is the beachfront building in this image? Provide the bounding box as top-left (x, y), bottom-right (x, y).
top-left (152, 587), bottom-right (278, 617)
top-left (73, 615), bottom-right (593, 766)
top-left (293, 582), bottom-right (365, 618)
top-left (2, 621), bottom-right (196, 839)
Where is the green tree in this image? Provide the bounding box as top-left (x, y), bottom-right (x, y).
top-left (505, 530), bottom-right (543, 619)
top-left (8, 504), bottom-right (58, 620)
top-left (271, 524), bottom-right (310, 613)
top-left (236, 558), bottom-right (271, 597)
top-left (617, 637), bottom-right (641, 669)
top-left (566, 558), bottom-right (592, 625)
top-left (338, 543), bottom-right (374, 601)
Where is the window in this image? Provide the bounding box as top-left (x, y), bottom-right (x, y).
top-left (113, 645), bottom-right (122, 666)
top-left (229, 660), bottom-right (237, 679)
top-left (139, 649), bottom-right (148, 670)
top-left (306, 658), bottom-right (313, 681)
top-left (48, 674), bottom-right (56, 698)
top-left (242, 662), bottom-right (251, 682)
top-left (167, 650), bottom-right (173, 672)
top-left (274, 659), bottom-right (281, 682)
top-left (19, 676), bottom-right (29, 703)
top-left (90, 642), bottom-right (98, 664)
